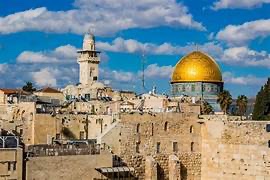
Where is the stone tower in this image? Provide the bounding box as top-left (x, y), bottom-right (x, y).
top-left (77, 33), bottom-right (100, 85)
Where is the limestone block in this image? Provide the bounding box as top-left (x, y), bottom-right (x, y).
top-left (169, 155), bottom-right (181, 180)
top-left (145, 156), bottom-right (157, 180)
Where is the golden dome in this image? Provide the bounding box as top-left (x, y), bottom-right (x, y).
top-left (171, 51), bottom-right (222, 83)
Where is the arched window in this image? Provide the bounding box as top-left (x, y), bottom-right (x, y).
top-left (191, 142), bottom-right (194, 152)
top-left (136, 123), bottom-right (140, 133)
top-left (164, 122), bottom-right (168, 131)
top-left (190, 125), bottom-right (194, 133)
top-left (151, 123), bottom-right (154, 136)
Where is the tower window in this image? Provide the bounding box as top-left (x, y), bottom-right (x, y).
top-left (93, 76), bottom-right (98, 81)
top-left (89, 68), bottom-right (94, 77)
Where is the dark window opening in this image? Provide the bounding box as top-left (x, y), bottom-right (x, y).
top-left (190, 125), bottom-right (194, 133)
top-left (93, 76), bottom-right (98, 81)
top-left (19, 129), bottom-right (23, 136)
top-left (191, 142), bottom-right (194, 152)
top-left (136, 124), bottom-right (140, 133)
top-left (157, 142), bottom-right (161, 153)
top-left (266, 124), bottom-right (270, 132)
top-left (8, 162), bottom-right (11, 171)
top-left (56, 133), bottom-right (60, 140)
top-left (13, 162), bottom-right (16, 171)
top-left (136, 142), bottom-right (140, 153)
top-left (173, 142), bottom-right (178, 152)
top-left (164, 122), bottom-right (168, 131)
top-left (151, 123), bottom-right (154, 136)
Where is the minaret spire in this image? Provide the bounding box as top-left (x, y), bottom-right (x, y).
top-left (77, 32), bottom-right (101, 85)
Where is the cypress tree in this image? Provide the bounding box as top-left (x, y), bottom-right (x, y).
top-left (253, 78), bottom-right (270, 120)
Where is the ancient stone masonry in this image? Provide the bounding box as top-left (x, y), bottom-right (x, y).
top-left (101, 113), bottom-right (203, 179)
top-left (201, 120), bottom-right (270, 180)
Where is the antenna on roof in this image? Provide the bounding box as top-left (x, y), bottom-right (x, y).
top-left (141, 47), bottom-right (147, 92)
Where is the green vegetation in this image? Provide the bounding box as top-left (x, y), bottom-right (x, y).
top-left (217, 90), bottom-right (232, 114)
top-left (236, 95), bottom-right (248, 118)
top-left (253, 78), bottom-right (270, 120)
top-left (22, 81), bottom-right (36, 93)
top-left (201, 101), bottom-right (214, 115)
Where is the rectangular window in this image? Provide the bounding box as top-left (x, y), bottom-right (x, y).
top-left (173, 142), bottom-right (178, 152)
top-left (156, 142), bottom-right (161, 153)
top-left (266, 124), bottom-right (270, 132)
top-left (13, 162), bottom-right (16, 171)
top-left (182, 86), bottom-right (185, 92)
top-left (93, 76), bottom-right (98, 81)
top-left (85, 94), bottom-right (91, 101)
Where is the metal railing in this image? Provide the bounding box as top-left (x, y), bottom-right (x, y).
top-left (26, 143), bottom-right (101, 157)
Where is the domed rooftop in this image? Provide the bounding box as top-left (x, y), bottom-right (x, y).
top-left (171, 51), bottom-right (222, 83)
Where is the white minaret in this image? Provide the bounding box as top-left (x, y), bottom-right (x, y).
top-left (77, 32), bottom-right (100, 85)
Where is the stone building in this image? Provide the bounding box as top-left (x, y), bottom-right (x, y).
top-left (34, 87), bottom-right (64, 104)
top-left (171, 51), bottom-right (223, 111)
top-left (100, 113), bottom-right (270, 180)
top-left (0, 136), bottom-right (23, 180)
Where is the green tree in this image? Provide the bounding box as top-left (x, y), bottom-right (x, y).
top-left (236, 95), bottom-right (248, 118)
top-left (253, 78), bottom-right (270, 120)
top-left (201, 101), bottom-right (214, 115)
top-left (22, 81), bottom-right (36, 93)
top-left (217, 90), bottom-right (232, 115)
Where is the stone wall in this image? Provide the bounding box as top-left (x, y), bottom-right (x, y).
top-left (26, 153), bottom-right (112, 180)
top-left (201, 120), bottom-right (270, 180)
top-left (33, 114), bottom-right (116, 144)
top-left (0, 148), bottom-right (23, 180)
top-left (101, 113), bottom-right (202, 179)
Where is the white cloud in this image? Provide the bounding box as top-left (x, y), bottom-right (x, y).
top-left (212, 0), bottom-right (270, 10)
top-left (221, 46), bottom-right (270, 67)
top-left (97, 37), bottom-right (223, 56)
top-left (216, 19), bottom-right (270, 45)
top-left (32, 68), bottom-right (59, 87)
top-left (223, 72), bottom-right (266, 85)
top-left (0, 0), bottom-right (204, 36)
top-left (17, 44), bottom-right (77, 63)
top-left (144, 64), bottom-right (173, 78)
top-left (0, 64), bottom-right (7, 73)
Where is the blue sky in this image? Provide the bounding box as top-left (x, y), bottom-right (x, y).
top-left (0, 0), bottom-right (270, 98)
